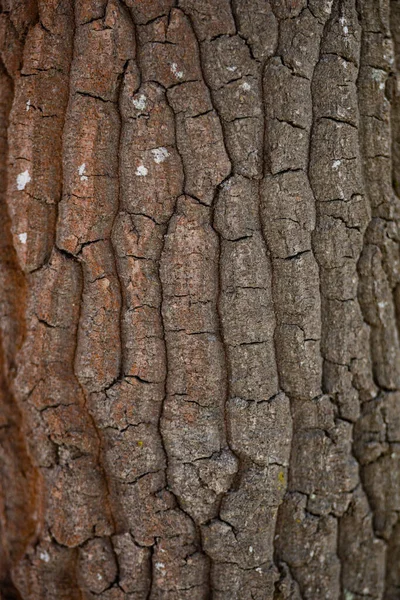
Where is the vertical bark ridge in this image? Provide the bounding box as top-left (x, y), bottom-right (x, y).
top-left (308, 2), bottom-right (388, 599)
top-left (176, 3), bottom-right (295, 597)
top-left (0, 56), bottom-right (39, 599)
top-left (260, 2), bottom-right (347, 598)
top-left (1, 2), bottom-right (93, 598)
top-left (354, 1), bottom-right (400, 599)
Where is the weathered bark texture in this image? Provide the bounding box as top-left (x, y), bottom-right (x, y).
top-left (1, 0), bottom-right (400, 598)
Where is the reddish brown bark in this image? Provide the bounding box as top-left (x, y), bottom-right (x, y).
top-left (1, 1), bottom-right (400, 598)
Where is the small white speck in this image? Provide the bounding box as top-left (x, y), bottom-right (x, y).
top-left (392, 452), bottom-right (397, 459)
top-left (241, 82), bottom-right (251, 91)
top-left (256, 567), bottom-right (262, 574)
top-left (171, 63), bottom-right (184, 79)
top-left (78, 163), bottom-right (88, 181)
top-left (18, 232), bottom-right (27, 244)
top-left (227, 66), bottom-right (237, 72)
top-left (17, 170), bottom-right (31, 191)
top-left (332, 160), bottom-right (341, 170)
top-left (151, 147), bottom-right (169, 164)
top-left (136, 164), bottom-right (148, 177)
top-left (378, 301), bottom-right (386, 309)
top-left (339, 17), bottom-right (348, 35)
top-left (97, 574), bottom-right (102, 581)
top-left (249, 546), bottom-right (254, 553)
top-left (379, 82), bottom-right (385, 90)
top-left (155, 561), bottom-right (166, 575)
top-left (133, 94), bottom-right (147, 110)
top-left (26, 99), bottom-right (31, 111)
top-left (39, 550), bottom-right (50, 563)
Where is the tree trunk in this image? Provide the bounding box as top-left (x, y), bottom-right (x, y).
top-left (1, 0), bottom-right (400, 598)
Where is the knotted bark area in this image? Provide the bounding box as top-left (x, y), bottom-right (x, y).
top-left (1, 1), bottom-right (400, 598)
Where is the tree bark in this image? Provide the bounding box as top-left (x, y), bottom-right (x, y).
top-left (1, 0), bottom-right (400, 598)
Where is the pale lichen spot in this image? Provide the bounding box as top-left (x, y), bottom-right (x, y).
top-left (171, 62), bottom-right (184, 79)
top-left (344, 592), bottom-right (354, 600)
top-left (26, 99), bottom-right (31, 111)
top-left (136, 164), bottom-right (148, 177)
top-left (18, 232), bottom-right (27, 245)
top-left (97, 574), bottom-right (103, 581)
top-left (227, 66), bottom-right (237, 72)
top-left (256, 567), bottom-right (263, 574)
top-left (39, 550), bottom-right (50, 563)
top-left (133, 94), bottom-right (147, 110)
top-left (221, 179), bottom-right (232, 191)
top-left (241, 82), bottom-right (251, 91)
top-left (151, 147), bottom-right (169, 164)
top-left (340, 17), bottom-right (348, 35)
top-left (17, 170), bottom-right (31, 191)
top-left (78, 163), bottom-right (88, 181)
top-left (249, 546), bottom-right (254, 553)
top-left (332, 160), bottom-right (341, 170)
top-left (155, 562), bottom-right (166, 576)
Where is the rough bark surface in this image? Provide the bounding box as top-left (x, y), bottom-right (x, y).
top-left (1, 0), bottom-right (400, 598)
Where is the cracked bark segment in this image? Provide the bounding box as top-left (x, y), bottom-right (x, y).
top-left (5, 0), bottom-right (73, 272)
top-left (160, 195), bottom-right (237, 523)
top-left (72, 0), bottom-right (135, 103)
top-left (232, 0), bottom-right (278, 61)
top-left (112, 533), bottom-right (151, 596)
top-left (11, 540), bottom-right (82, 600)
top-left (57, 94), bottom-right (120, 255)
top-left (261, 174), bottom-right (321, 400)
top-left (57, 1), bottom-right (133, 256)
top-left (339, 486), bottom-right (386, 600)
top-left (353, 391), bottom-right (400, 541)
top-left (124, 0), bottom-right (175, 25)
top-left (178, 0), bottom-right (235, 41)
top-left (200, 34), bottom-right (263, 176)
top-left (212, 171), bottom-right (288, 592)
top-left (277, 8), bottom-right (323, 80)
top-left (263, 57), bottom-right (311, 175)
top-left (119, 81), bottom-right (183, 224)
top-left (203, 465), bottom-right (290, 597)
top-left (77, 537), bottom-right (118, 595)
top-left (176, 109), bottom-right (231, 204)
top-left (139, 8), bottom-right (202, 88)
top-left (275, 492), bottom-right (340, 600)
top-left (75, 240), bottom-right (121, 393)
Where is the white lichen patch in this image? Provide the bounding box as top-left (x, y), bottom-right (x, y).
top-left (17, 170), bottom-right (31, 190)
top-left (78, 163), bottom-right (88, 181)
top-left (227, 66), bottom-right (237, 72)
top-left (18, 232), bottom-right (27, 244)
top-left (155, 562), bottom-right (166, 576)
top-left (133, 94), bottom-right (147, 110)
top-left (26, 99), bottom-right (31, 111)
top-left (136, 164), bottom-right (148, 177)
top-left (171, 62), bottom-right (184, 79)
top-left (339, 17), bottom-right (348, 35)
top-left (39, 550), bottom-right (50, 563)
top-left (256, 567), bottom-right (263, 574)
top-left (241, 82), bottom-right (251, 91)
top-left (151, 147), bottom-right (169, 164)
top-left (332, 160), bottom-right (341, 170)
